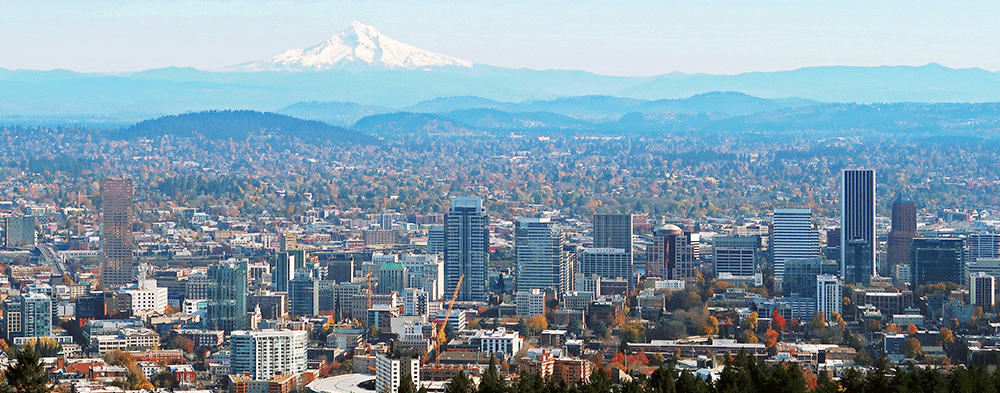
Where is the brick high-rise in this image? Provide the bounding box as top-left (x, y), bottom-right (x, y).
top-left (100, 178), bottom-right (135, 289)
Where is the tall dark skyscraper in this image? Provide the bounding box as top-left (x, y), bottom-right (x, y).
top-left (840, 169), bottom-right (876, 284)
top-left (444, 197), bottom-right (489, 302)
top-left (912, 238), bottom-right (965, 286)
top-left (886, 193), bottom-right (918, 269)
top-left (100, 178), bottom-right (135, 289)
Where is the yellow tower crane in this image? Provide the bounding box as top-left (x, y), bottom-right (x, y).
top-left (436, 274), bottom-right (464, 365)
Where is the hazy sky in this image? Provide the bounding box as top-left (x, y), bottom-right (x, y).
top-left (2, 0), bottom-right (997, 76)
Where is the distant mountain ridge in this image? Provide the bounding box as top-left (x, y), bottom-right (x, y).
top-left (276, 92), bottom-right (822, 126)
top-left (121, 110), bottom-right (376, 144)
top-left (2, 63), bottom-right (996, 123)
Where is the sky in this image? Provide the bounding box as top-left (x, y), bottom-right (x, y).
top-left (1, 0), bottom-right (997, 76)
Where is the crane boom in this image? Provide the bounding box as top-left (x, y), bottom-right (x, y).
top-left (436, 273), bottom-right (464, 365)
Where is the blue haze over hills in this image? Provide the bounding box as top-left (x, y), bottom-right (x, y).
top-left (1, 21), bottom-right (998, 130)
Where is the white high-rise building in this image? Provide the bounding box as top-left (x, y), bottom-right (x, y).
top-left (515, 288), bottom-right (546, 317)
top-left (515, 218), bottom-right (570, 292)
top-left (401, 288), bottom-right (429, 317)
top-left (970, 272), bottom-right (996, 310)
top-left (401, 254), bottom-right (445, 300)
top-left (121, 278), bottom-right (169, 315)
top-left (230, 329), bottom-right (307, 380)
top-left (375, 353), bottom-right (420, 393)
top-left (970, 233), bottom-right (1000, 261)
top-left (816, 275), bottom-right (843, 321)
top-left (771, 209), bottom-right (819, 278)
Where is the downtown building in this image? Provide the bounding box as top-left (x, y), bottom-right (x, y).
top-left (911, 238), bottom-right (965, 286)
top-left (577, 248), bottom-right (633, 286)
top-left (514, 217), bottom-right (570, 293)
top-left (841, 169), bottom-right (876, 285)
top-left (444, 197), bottom-right (490, 302)
top-left (648, 224), bottom-right (700, 281)
top-left (816, 274), bottom-right (843, 321)
top-left (770, 209), bottom-right (819, 278)
top-left (207, 258), bottom-right (249, 332)
top-left (886, 193), bottom-right (918, 270)
top-left (230, 329), bottom-right (308, 380)
top-left (2, 292), bottom-right (52, 342)
top-left (713, 235), bottom-right (760, 278)
top-left (100, 178), bottom-right (135, 289)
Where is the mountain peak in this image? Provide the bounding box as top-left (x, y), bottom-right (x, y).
top-left (224, 22), bottom-right (473, 72)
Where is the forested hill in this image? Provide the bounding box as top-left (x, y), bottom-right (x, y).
top-left (120, 110), bottom-right (377, 144)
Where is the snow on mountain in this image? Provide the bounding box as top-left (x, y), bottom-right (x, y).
top-left (225, 21), bottom-right (474, 71)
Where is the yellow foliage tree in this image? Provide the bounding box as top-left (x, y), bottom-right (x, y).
top-left (527, 314), bottom-right (548, 335)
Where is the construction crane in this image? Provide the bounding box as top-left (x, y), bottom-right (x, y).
top-left (436, 274), bottom-right (464, 365)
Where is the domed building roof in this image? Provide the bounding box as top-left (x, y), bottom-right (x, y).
top-left (655, 223), bottom-right (684, 234)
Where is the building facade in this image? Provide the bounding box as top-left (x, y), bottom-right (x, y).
top-left (230, 329), bottom-right (308, 380)
top-left (886, 193), bottom-right (918, 269)
top-left (816, 275), bottom-right (843, 321)
top-left (207, 258), bottom-right (249, 332)
top-left (770, 209), bottom-right (819, 278)
top-left (911, 238), bottom-right (965, 286)
top-left (840, 169), bottom-right (876, 284)
top-left (515, 218), bottom-right (570, 292)
top-left (100, 178), bottom-right (135, 289)
top-left (444, 197), bottom-right (490, 302)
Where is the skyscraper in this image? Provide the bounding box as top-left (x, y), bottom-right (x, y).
top-left (515, 217), bottom-right (570, 292)
top-left (4, 216), bottom-right (36, 248)
top-left (207, 258), bottom-right (249, 332)
top-left (593, 213), bottom-right (633, 253)
top-left (841, 169), bottom-right (876, 284)
top-left (2, 293), bottom-right (52, 342)
top-left (816, 275), bottom-right (843, 321)
top-left (288, 271), bottom-right (318, 317)
top-left (912, 238), bottom-right (965, 286)
top-left (100, 178), bottom-right (135, 289)
top-left (427, 225), bottom-right (446, 254)
top-left (230, 329), bottom-right (307, 380)
top-left (272, 249), bottom-right (306, 292)
top-left (648, 224), bottom-right (700, 280)
top-left (444, 197), bottom-right (489, 302)
top-left (886, 193), bottom-right (918, 269)
top-left (770, 209), bottom-right (819, 278)
top-left (713, 235), bottom-right (760, 278)
top-left (969, 233), bottom-right (1000, 261)
top-left (970, 272), bottom-right (996, 312)
top-left (577, 248), bottom-right (632, 283)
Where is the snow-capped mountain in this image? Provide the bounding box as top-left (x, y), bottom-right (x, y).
top-left (226, 21), bottom-right (474, 71)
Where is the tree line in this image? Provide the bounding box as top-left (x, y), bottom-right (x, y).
top-left (427, 351), bottom-right (1000, 393)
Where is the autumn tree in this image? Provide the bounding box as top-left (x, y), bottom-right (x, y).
top-left (526, 314), bottom-right (548, 335)
top-left (903, 338), bottom-right (923, 359)
top-left (742, 311), bottom-right (758, 331)
top-left (705, 315), bottom-right (719, 336)
top-left (771, 308), bottom-right (786, 331)
top-left (940, 328), bottom-right (955, 345)
top-left (764, 329), bottom-right (779, 348)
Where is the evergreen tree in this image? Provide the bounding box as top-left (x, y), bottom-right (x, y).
top-left (1, 346), bottom-right (49, 393)
top-left (479, 355), bottom-right (506, 393)
top-left (399, 375), bottom-right (417, 393)
top-left (445, 371), bottom-right (473, 393)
